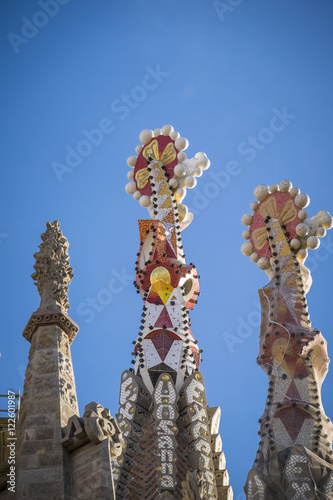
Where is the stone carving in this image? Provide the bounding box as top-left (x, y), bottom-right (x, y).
top-left (62, 402), bottom-right (123, 458)
top-left (32, 220), bottom-right (74, 313)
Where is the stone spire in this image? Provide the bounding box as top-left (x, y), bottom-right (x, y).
top-left (114, 126), bottom-right (233, 499)
top-left (16, 221), bottom-right (79, 499)
top-left (241, 181), bottom-right (333, 499)
top-left (32, 220), bottom-right (74, 313)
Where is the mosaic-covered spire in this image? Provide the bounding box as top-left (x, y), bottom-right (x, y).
top-left (114, 126), bottom-right (232, 499)
top-left (241, 180), bottom-right (333, 499)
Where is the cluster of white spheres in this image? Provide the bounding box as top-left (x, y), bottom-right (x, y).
top-left (241, 180), bottom-right (333, 269)
top-left (125, 125), bottom-right (210, 207)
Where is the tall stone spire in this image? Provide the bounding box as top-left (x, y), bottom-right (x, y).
top-left (16, 221), bottom-right (79, 499)
top-left (241, 181), bottom-right (333, 499)
top-left (113, 126), bottom-right (233, 499)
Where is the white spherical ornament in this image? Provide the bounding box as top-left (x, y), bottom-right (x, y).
top-left (196, 156), bottom-right (210, 170)
top-left (135, 145), bottom-right (142, 154)
top-left (298, 209), bottom-right (308, 221)
top-left (133, 191), bottom-right (141, 201)
top-left (170, 131), bottom-right (180, 140)
top-left (127, 170), bottom-right (134, 180)
top-left (193, 166), bottom-right (203, 177)
top-left (127, 155), bottom-right (137, 168)
top-left (254, 184), bottom-right (270, 201)
top-left (139, 195), bottom-right (151, 207)
top-left (153, 128), bottom-right (161, 136)
top-left (139, 129), bottom-right (154, 145)
top-left (242, 229), bottom-right (250, 240)
top-left (297, 248), bottom-right (307, 260)
top-left (290, 238), bottom-right (301, 249)
top-left (174, 164), bottom-right (186, 177)
top-left (250, 201), bottom-right (259, 211)
top-left (175, 188), bottom-right (185, 200)
top-left (270, 184), bottom-right (279, 193)
top-left (241, 213), bottom-right (253, 226)
top-left (161, 124), bottom-right (173, 136)
top-left (184, 176), bottom-right (197, 189)
top-left (296, 223), bottom-right (309, 237)
top-left (279, 180), bottom-right (292, 192)
top-left (241, 242), bottom-right (253, 256)
top-left (307, 236), bottom-right (320, 249)
top-left (195, 152), bottom-right (205, 159)
top-left (177, 152), bottom-right (187, 162)
top-left (125, 181), bottom-right (136, 194)
top-left (251, 252), bottom-right (260, 263)
top-left (169, 178), bottom-right (178, 188)
top-left (175, 137), bottom-right (189, 151)
top-left (295, 193), bottom-right (310, 208)
top-left (316, 226), bottom-right (326, 238)
top-left (317, 210), bottom-right (333, 230)
top-left (290, 187), bottom-right (300, 197)
top-left (257, 257), bottom-right (270, 270)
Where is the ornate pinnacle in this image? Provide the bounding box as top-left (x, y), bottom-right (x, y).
top-left (32, 220), bottom-right (74, 313)
top-left (241, 181), bottom-right (333, 498)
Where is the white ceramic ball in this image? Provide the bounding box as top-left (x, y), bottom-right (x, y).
top-left (133, 190), bottom-right (141, 200)
top-left (184, 176), bottom-right (197, 189)
top-left (317, 210), bottom-right (333, 230)
top-left (279, 180), bottom-right (292, 192)
top-left (127, 170), bottom-right (134, 180)
top-left (290, 187), bottom-right (300, 197)
top-left (250, 201), bottom-right (259, 211)
top-left (241, 242), bottom-right (253, 256)
top-left (135, 145), bottom-right (142, 154)
top-left (296, 223), bottom-right (309, 237)
top-left (316, 227), bottom-right (326, 238)
top-left (297, 249), bottom-right (307, 260)
top-left (241, 213), bottom-right (253, 226)
top-left (270, 184), bottom-right (279, 193)
top-left (127, 155), bottom-right (137, 168)
top-left (254, 184), bottom-right (270, 201)
top-left (139, 129), bottom-right (154, 145)
top-left (251, 252), bottom-right (260, 263)
top-left (298, 209), bottom-right (308, 221)
top-left (196, 156), bottom-right (210, 170)
top-left (242, 229), bottom-right (250, 240)
top-left (175, 137), bottom-right (189, 151)
top-left (257, 257), bottom-right (270, 270)
top-left (161, 124), bottom-right (174, 136)
top-left (295, 193), bottom-right (310, 208)
top-left (290, 238), bottom-right (301, 249)
top-left (177, 152), bottom-right (187, 162)
top-left (193, 166), bottom-right (203, 177)
top-left (170, 131), bottom-right (180, 140)
top-left (125, 181), bottom-right (136, 194)
top-left (307, 236), bottom-right (320, 249)
top-left (174, 164), bottom-right (186, 177)
top-left (153, 128), bottom-right (161, 136)
top-left (169, 178), bottom-right (178, 188)
top-left (139, 195), bottom-right (151, 207)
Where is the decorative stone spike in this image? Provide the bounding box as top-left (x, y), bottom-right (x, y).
top-left (242, 182), bottom-right (333, 499)
top-left (32, 220), bottom-right (74, 313)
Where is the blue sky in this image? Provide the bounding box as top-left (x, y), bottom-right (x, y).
top-left (1, 0), bottom-right (333, 497)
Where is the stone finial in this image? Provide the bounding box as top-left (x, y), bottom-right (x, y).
top-left (32, 220), bottom-right (74, 313)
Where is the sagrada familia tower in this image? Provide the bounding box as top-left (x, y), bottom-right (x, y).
top-left (0, 125), bottom-right (332, 499)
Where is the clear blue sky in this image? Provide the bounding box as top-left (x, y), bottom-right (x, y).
top-left (1, 1), bottom-right (333, 497)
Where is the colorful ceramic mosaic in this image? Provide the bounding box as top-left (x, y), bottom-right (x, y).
top-left (242, 181), bottom-right (333, 499)
top-left (114, 126), bottom-right (233, 499)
